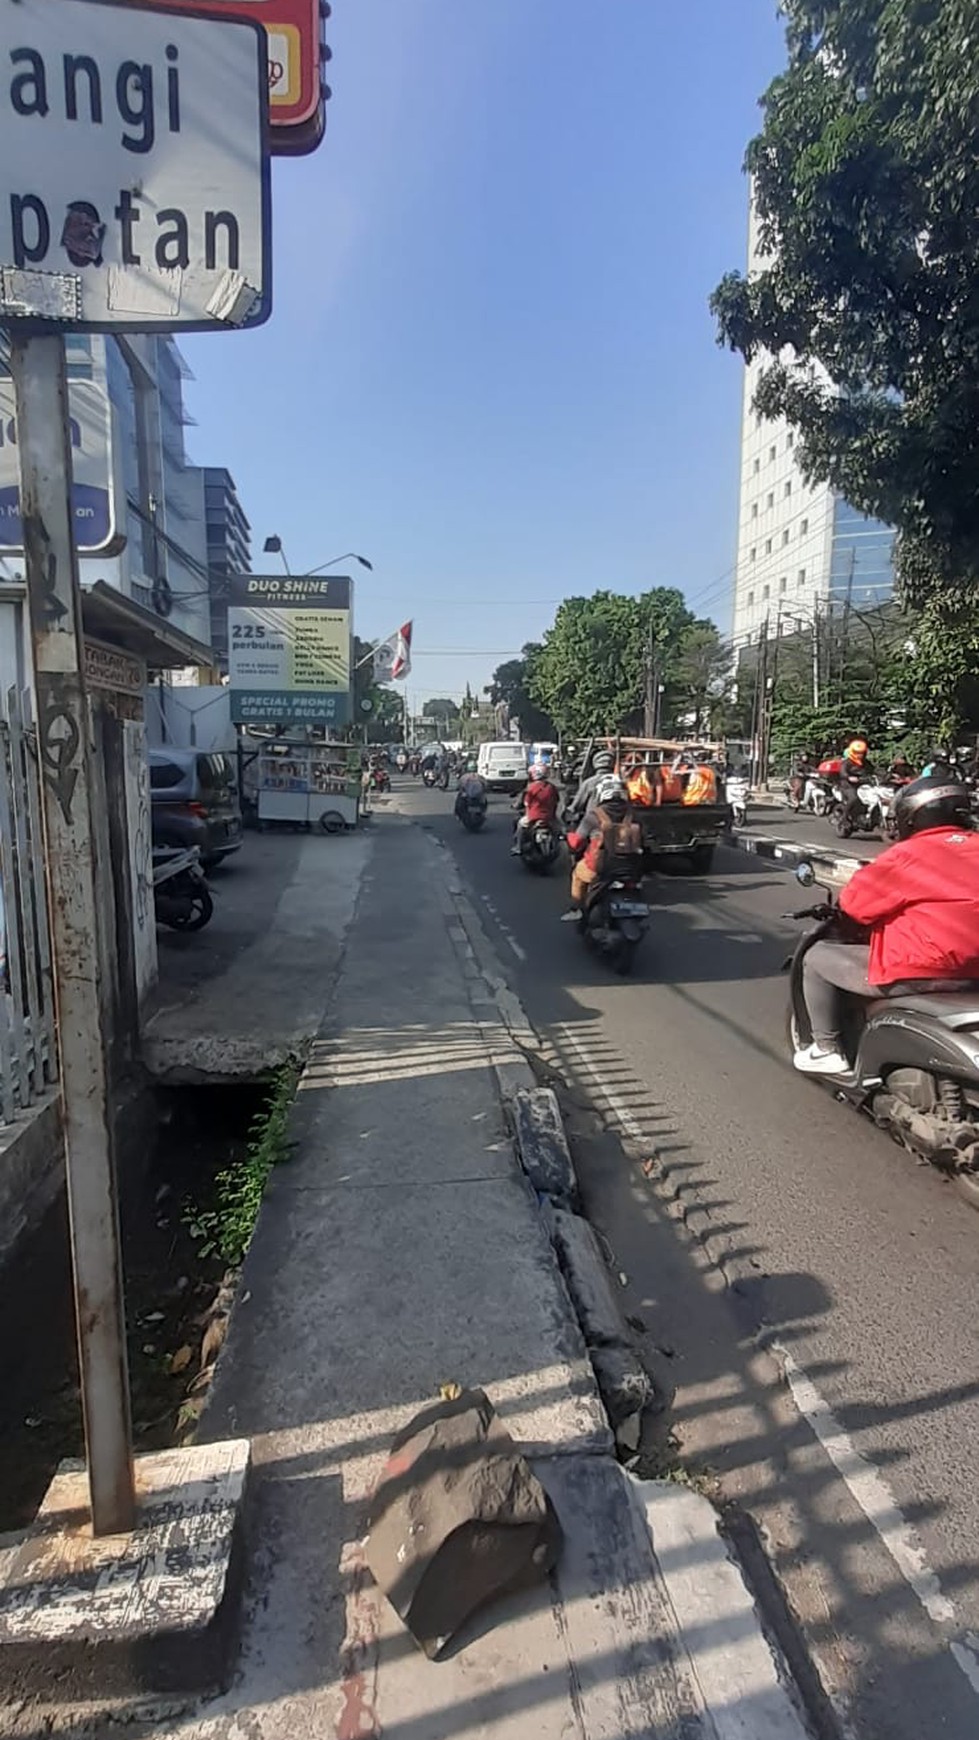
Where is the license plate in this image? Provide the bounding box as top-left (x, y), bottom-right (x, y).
top-left (610, 899), bottom-right (648, 918)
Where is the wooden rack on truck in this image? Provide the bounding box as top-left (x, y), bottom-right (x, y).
top-left (570, 736), bottom-right (729, 874)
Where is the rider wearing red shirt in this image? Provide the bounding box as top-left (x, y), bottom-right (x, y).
top-left (511, 762), bottom-right (560, 853)
top-left (795, 776), bottom-right (979, 1074)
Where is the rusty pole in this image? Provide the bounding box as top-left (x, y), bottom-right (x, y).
top-left (10, 331), bottom-right (135, 1536)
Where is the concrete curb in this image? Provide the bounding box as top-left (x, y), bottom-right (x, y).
top-left (731, 827), bottom-right (869, 887)
top-left (636, 1480), bottom-right (812, 1740)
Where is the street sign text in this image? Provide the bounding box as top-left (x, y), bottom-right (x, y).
top-left (0, 0), bottom-right (270, 331)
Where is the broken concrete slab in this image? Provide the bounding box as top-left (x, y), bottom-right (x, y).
top-left (366, 1388), bottom-right (561, 1658)
top-left (511, 1085), bottom-right (577, 1204)
top-left (547, 1202), bottom-right (631, 1350)
top-left (0, 1441), bottom-right (250, 1704)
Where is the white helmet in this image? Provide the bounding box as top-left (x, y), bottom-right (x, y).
top-left (595, 774), bottom-right (625, 805)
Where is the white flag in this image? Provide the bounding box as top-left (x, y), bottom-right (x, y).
top-left (374, 620), bottom-right (412, 682)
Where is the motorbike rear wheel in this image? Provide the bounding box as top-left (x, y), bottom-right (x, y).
top-left (161, 886), bottom-right (213, 931)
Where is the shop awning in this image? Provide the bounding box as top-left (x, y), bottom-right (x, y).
top-left (81, 581), bottom-right (216, 671)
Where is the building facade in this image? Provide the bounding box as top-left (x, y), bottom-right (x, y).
top-left (201, 466), bottom-right (251, 669)
top-left (731, 206), bottom-right (895, 652)
top-left (0, 333), bottom-right (213, 653)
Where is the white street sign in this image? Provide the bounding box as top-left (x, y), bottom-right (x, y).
top-left (0, 0), bottom-right (270, 331)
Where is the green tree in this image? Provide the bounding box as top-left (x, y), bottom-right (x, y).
top-left (711, 0), bottom-right (979, 609)
top-left (421, 697), bottom-right (460, 729)
top-left (529, 589), bottom-right (693, 739)
top-left (351, 636), bottom-right (405, 741)
top-left (487, 644), bottom-right (555, 741)
top-left (667, 621), bottom-right (732, 736)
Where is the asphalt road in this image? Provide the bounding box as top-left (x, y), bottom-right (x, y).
top-left (743, 799), bottom-right (888, 861)
top-left (394, 778), bottom-right (979, 1740)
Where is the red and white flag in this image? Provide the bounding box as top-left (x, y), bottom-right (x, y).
top-left (374, 620), bottom-right (412, 682)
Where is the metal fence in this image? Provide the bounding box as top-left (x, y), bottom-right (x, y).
top-left (0, 688), bottom-right (57, 1123)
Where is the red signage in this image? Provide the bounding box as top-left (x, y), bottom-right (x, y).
top-left (147, 0), bottom-right (330, 154)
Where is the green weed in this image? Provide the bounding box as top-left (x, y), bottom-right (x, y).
top-left (186, 1060), bottom-right (301, 1268)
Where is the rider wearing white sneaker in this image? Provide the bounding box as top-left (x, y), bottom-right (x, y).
top-left (794, 775), bottom-right (979, 1074)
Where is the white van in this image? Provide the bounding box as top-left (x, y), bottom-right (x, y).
top-left (477, 740), bottom-right (529, 793)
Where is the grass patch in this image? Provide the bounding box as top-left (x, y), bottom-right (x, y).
top-left (186, 1060), bottom-right (301, 1267)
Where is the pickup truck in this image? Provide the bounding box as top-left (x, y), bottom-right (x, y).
top-left (564, 737), bottom-right (729, 873)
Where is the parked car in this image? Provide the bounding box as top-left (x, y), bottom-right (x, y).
top-left (149, 749), bottom-right (243, 868)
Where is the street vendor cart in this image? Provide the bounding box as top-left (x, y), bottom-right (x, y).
top-left (255, 740), bottom-right (362, 832)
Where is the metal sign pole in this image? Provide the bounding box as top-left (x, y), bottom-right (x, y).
top-left (11, 331), bottom-right (134, 1538)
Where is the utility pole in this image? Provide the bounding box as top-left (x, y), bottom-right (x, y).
top-left (643, 621), bottom-right (656, 738)
top-left (11, 331), bottom-right (134, 1536)
top-left (752, 615), bottom-right (770, 786)
top-left (811, 602), bottom-right (821, 710)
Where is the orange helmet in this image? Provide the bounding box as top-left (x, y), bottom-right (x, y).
top-left (846, 738), bottom-right (868, 763)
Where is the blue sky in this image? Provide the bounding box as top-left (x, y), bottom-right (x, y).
top-left (185, 0), bottom-right (786, 708)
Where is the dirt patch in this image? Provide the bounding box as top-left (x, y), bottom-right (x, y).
top-left (0, 1084), bottom-right (264, 1533)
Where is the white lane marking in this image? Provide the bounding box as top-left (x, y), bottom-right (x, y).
top-left (775, 1344), bottom-right (979, 1697)
top-left (552, 1020), bottom-right (979, 1705)
top-left (480, 894), bottom-right (527, 961)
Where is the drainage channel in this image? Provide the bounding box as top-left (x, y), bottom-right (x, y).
top-left (0, 1081), bottom-right (269, 1535)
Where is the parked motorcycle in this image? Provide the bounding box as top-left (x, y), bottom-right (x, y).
top-left (519, 821), bottom-right (561, 875)
top-left (153, 846), bottom-right (213, 932)
top-left (835, 780), bottom-right (894, 839)
top-left (578, 874), bottom-right (650, 976)
top-left (726, 775), bottom-right (749, 829)
top-left (786, 862), bottom-right (979, 1207)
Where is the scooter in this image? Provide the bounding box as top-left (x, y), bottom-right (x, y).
top-left (802, 775), bottom-right (832, 817)
top-left (835, 780), bottom-right (894, 839)
top-left (579, 873), bottom-right (649, 976)
top-left (726, 775), bottom-right (749, 829)
top-left (455, 788), bottom-right (488, 832)
top-left (368, 765), bottom-right (391, 793)
top-left (422, 765), bottom-right (438, 789)
top-left (153, 846), bottom-right (214, 932)
top-left (786, 862), bottom-right (979, 1207)
top-left (519, 821), bottom-right (561, 875)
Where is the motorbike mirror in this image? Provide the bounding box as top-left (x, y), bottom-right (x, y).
top-left (795, 862), bottom-right (816, 888)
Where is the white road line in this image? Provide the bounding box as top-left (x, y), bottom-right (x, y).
top-left (552, 1021), bottom-right (979, 1707)
top-left (479, 894), bottom-right (527, 961)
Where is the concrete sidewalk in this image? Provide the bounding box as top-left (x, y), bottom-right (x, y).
top-left (141, 830), bottom-right (373, 1083)
top-left (135, 816), bottom-right (810, 1740)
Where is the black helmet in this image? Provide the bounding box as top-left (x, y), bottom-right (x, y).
top-left (894, 775), bottom-right (974, 842)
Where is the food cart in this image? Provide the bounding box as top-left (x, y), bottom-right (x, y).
top-left (255, 740), bottom-right (362, 833)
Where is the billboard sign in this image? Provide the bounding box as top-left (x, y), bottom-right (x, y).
top-left (0, 379), bottom-right (118, 552)
top-left (0, 0), bottom-right (271, 332)
top-left (153, 0), bottom-right (329, 153)
top-left (228, 573), bottom-right (352, 725)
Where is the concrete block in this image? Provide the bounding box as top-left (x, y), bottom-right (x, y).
top-left (0, 1440), bottom-right (250, 1703)
top-left (547, 1204), bottom-right (629, 1350)
top-left (0, 1091), bottom-right (62, 1273)
top-left (366, 1389), bottom-right (561, 1659)
top-left (512, 1086), bottom-right (577, 1204)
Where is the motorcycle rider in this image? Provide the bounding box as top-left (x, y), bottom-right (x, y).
top-left (455, 767), bottom-right (487, 822)
top-left (561, 773), bottom-right (643, 920)
top-left (788, 751), bottom-right (814, 810)
top-left (511, 760), bottom-right (560, 855)
top-left (887, 751), bottom-right (917, 786)
top-left (838, 737), bottom-right (875, 830)
top-left (794, 775), bottom-right (979, 1074)
top-left (568, 749), bottom-right (616, 824)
